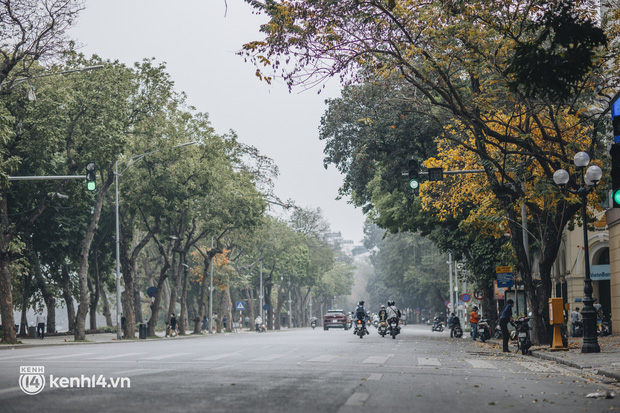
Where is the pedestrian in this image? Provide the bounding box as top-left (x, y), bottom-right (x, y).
top-left (499, 299), bottom-right (514, 352)
top-left (121, 313), bottom-right (127, 336)
top-left (223, 315), bottom-right (228, 330)
top-left (570, 307), bottom-right (581, 337)
top-left (170, 313), bottom-right (178, 337)
top-left (593, 298), bottom-right (603, 326)
top-left (448, 312), bottom-right (455, 338)
top-left (202, 315), bottom-right (208, 333)
top-left (244, 316), bottom-right (250, 329)
top-left (469, 306), bottom-right (480, 341)
top-left (36, 310), bottom-right (46, 339)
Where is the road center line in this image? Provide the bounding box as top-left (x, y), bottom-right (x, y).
top-left (344, 392), bottom-right (369, 406)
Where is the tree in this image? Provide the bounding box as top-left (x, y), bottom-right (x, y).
top-left (242, 0), bottom-right (618, 343)
top-left (0, 0), bottom-right (85, 343)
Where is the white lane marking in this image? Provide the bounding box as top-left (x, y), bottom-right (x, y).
top-left (367, 373), bottom-right (383, 381)
top-left (465, 359), bottom-right (495, 369)
top-left (141, 352), bottom-right (192, 360)
top-left (519, 361), bottom-right (554, 372)
top-left (308, 355), bottom-right (339, 362)
top-left (0, 387), bottom-right (20, 395)
top-left (362, 356), bottom-right (389, 364)
top-left (387, 353), bottom-right (395, 357)
top-left (251, 354), bottom-right (286, 361)
top-left (113, 369), bottom-right (150, 375)
top-left (0, 354), bottom-right (33, 361)
top-left (195, 351), bottom-right (244, 361)
top-left (37, 352), bottom-right (97, 360)
top-left (417, 357), bottom-right (441, 366)
top-left (89, 352), bottom-right (146, 360)
top-left (345, 393), bottom-right (369, 406)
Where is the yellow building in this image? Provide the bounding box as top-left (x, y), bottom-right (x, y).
top-left (553, 210), bottom-right (612, 332)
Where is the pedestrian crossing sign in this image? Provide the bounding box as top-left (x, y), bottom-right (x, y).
top-left (236, 302), bottom-right (245, 311)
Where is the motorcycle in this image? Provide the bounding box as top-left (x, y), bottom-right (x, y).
top-left (373, 319), bottom-right (379, 328)
top-left (513, 316), bottom-right (532, 355)
top-left (389, 318), bottom-right (400, 339)
top-left (452, 316), bottom-right (463, 338)
top-left (310, 319), bottom-right (317, 330)
top-left (598, 319), bottom-right (612, 337)
top-left (378, 320), bottom-right (388, 337)
top-left (477, 318), bottom-right (491, 342)
top-left (255, 323), bottom-right (266, 333)
top-left (573, 320), bottom-right (584, 337)
top-left (354, 319), bottom-right (368, 339)
top-left (493, 320), bottom-right (502, 339)
top-left (431, 317), bottom-right (444, 332)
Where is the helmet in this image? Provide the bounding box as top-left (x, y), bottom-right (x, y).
top-left (381, 304), bottom-right (385, 308)
top-left (359, 300), bottom-right (365, 306)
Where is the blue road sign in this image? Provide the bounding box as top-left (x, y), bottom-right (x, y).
top-left (236, 302), bottom-right (245, 311)
top-left (496, 272), bottom-right (514, 288)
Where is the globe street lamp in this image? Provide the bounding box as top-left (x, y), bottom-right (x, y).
top-left (553, 151), bottom-right (602, 353)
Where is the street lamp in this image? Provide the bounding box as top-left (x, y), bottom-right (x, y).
top-left (553, 151), bottom-right (602, 353)
top-left (114, 141), bottom-right (198, 340)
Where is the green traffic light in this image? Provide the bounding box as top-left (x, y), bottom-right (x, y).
top-left (614, 189), bottom-right (620, 206)
top-left (409, 179), bottom-right (419, 189)
top-left (87, 181), bottom-right (96, 191)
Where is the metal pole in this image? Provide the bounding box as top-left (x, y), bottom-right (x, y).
top-left (579, 180), bottom-right (600, 353)
top-left (114, 161), bottom-right (122, 340)
top-left (288, 284), bottom-right (292, 328)
top-left (260, 261), bottom-right (263, 325)
top-left (449, 252), bottom-right (454, 317)
top-left (209, 237), bottom-right (214, 333)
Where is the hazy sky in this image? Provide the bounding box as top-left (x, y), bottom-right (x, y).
top-left (69, 0), bottom-right (367, 243)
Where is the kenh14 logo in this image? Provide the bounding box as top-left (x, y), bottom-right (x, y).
top-left (19, 366), bottom-right (45, 395)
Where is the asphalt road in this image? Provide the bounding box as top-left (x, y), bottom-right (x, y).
top-left (0, 324), bottom-right (618, 412)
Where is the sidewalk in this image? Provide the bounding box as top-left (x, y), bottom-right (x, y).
top-left (0, 328), bottom-right (254, 349)
top-left (483, 335), bottom-right (620, 381)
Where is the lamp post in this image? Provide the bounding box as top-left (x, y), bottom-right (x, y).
top-left (114, 141), bottom-right (198, 340)
top-left (553, 151), bottom-right (602, 353)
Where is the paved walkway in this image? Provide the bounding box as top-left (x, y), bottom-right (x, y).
top-left (480, 335), bottom-right (620, 381)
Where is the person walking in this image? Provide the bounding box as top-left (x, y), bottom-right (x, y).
top-left (469, 306), bottom-right (480, 341)
top-left (36, 310), bottom-right (46, 339)
top-left (448, 312), bottom-right (455, 338)
top-left (570, 307), bottom-right (581, 337)
top-left (255, 315), bottom-right (263, 332)
top-left (499, 299), bottom-right (514, 352)
top-left (170, 313), bottom-right (178, 337)
top-left (201, 315), bottom-right (208, 333)
top-left (223, 315), bottom-right (228, 330)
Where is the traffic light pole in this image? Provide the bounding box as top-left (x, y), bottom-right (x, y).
top-left (9, 175), bottom-right (86, 180)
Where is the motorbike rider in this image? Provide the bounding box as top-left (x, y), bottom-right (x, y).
top-left (386, 300), bottom-right (401, 332)
top-left (378, 305), bottom-right (388, 322)
top-left (353, 300), bottom-right (370, 335)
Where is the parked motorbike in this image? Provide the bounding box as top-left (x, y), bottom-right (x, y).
top-left (477, 318), bottom-right (491, 342)
top-left (431, 317), bottom-right (444, 332)
top-left (355, 319), bottom-right (368, 339)
top-left (452, 316), bottom-right (463, 338)
top-left (378, 320), bottom-right (388, 337)
top-left (389, 318), bottom-right (400, 339)
top-left (493, 320), bottom-right (502, 339)
top-left (255, 323), bottom-right (266, 333)
top-left (513, 316), bottom-right (532, 355)
top-left (573, 320), bottom-right (584, 337)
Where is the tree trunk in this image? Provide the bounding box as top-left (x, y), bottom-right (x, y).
top-left (19, 268), bottom-right (33, 337)
top-left (194, 252), bottom-right (211, 334)
top-left (0, 188), bottom-right (16, 343)
top-left (61, 265), bottom-right (76, 332)
top-left (100, 284), bottom-right (113, 328)
top-left (225, 286), bottom-right (233, 332)
top-left (147, 262), bottom-right (170, 337)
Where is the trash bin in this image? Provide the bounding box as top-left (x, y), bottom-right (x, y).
top-left (139, 323), bottom-right (147, 339)
top-left (28, 326), bottom-right (37, 338)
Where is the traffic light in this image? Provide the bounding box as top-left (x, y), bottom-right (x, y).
top-left (85, 162), bottom-right (96, 191)
top-left (408, 159), bottom-right (419, 190)
top-left (613, 99), bottom-right (620, 143)
top-left (611, 144), bottom-right (620, 208)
